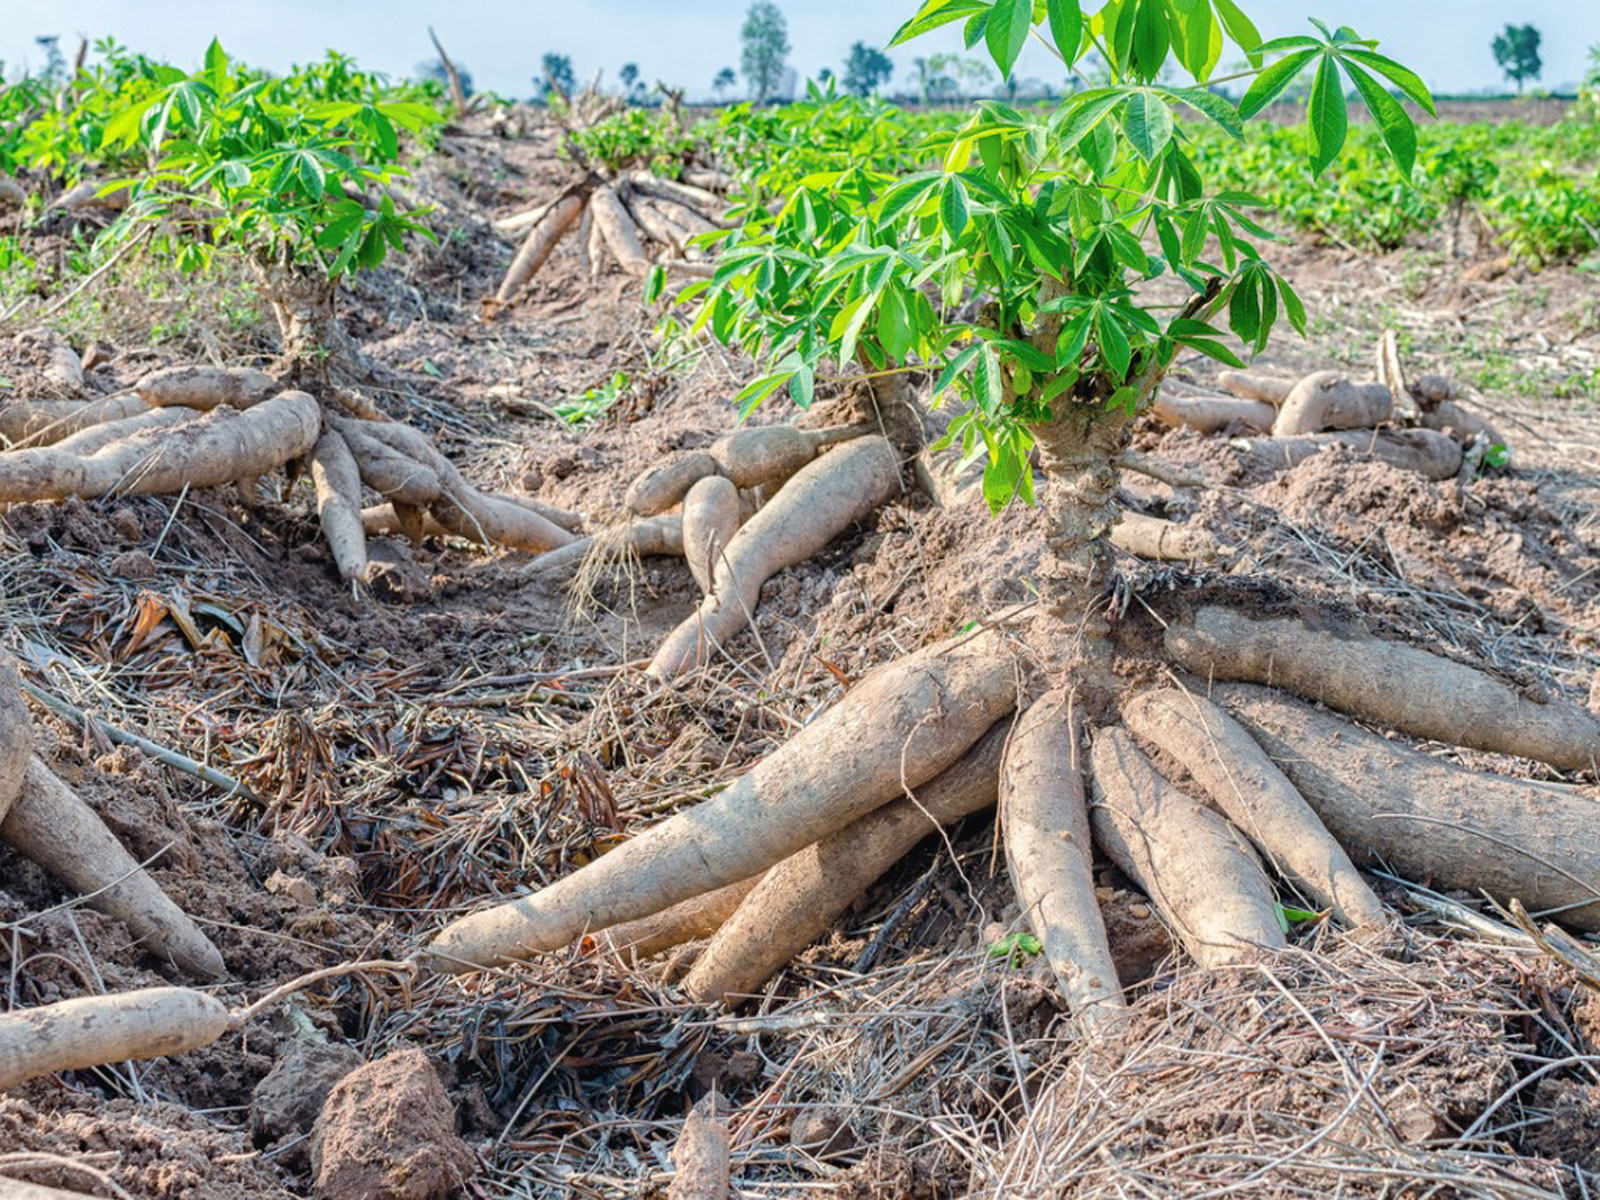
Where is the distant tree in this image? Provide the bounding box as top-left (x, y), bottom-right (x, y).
top-left (712, 66), bottom-right (738, 97)
top-left (619, 62), bottom-right (647, 102)
top-left (416, 57), bottom-right (474, 97)
top-left (740, 1), bottom-right (790, 102)
top-left (818, 67), bottom-right (835, 83)
top-left (34, 35), bottom-right (66, 84)
top-left (536, 52), bottom-right (576, 99)
top-left (842, 42), bottom-right (893, 95)
top-left (1492, 24), bottom-right (1541, 94)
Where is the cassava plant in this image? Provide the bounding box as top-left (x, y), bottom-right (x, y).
top-left (0, 41), bottom-right (586, 588)
top-left (426, 2), bottom-right (1600, 1048)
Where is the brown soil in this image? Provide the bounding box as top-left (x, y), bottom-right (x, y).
top-left (2, 108), bottom-right (1599, 1200)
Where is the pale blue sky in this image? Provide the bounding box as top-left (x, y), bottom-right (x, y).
top-left (3, 2), bottom-right (1594, 99)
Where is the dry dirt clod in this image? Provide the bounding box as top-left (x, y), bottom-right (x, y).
top-left (311, 1046), bottom-right (473, 1200)
top-left (250, 1038), bottom-right (363, 1170)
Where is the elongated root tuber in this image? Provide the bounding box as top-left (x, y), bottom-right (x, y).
top-left (1109, 511), bottom-right (1220, 562)
top-left (646, 436), bottom-right (899, 678)
top-left (423, 626), bottom-right (1018, 972)
top-left (1218, 684), bottom-right (1600, 929)
top-left (523, 514), bottom-right (683, 580)
top-left (680, 475), bottom-right (741, 594)
top-left (310, 431), bottom-right (367, 581)
top-left (1166, 606), bottom-right (1600, 773)
top-left (625, 423), bottom-right (870, 517)
top-left (133, 365), bottom-right (279, 411)
top-left (1151, 386), bottom-right (1274, 435)
top-left (683, 719), bottom-right (1009, 1006)
top-left (1239, 428), bottom-right (1462, 481)
top-left (1216, 370), bottom-right (1296, 405)
top-left (1089, 727), bottom-right (1286, 968)
top-left (594, 875), bottom-right (761, 962)
top-left (1000, 695), bottom-right (1126, 1032)
top-left (1122, 687), bottom-right (1385, 928)
top-left (1272, 371), bottom-right (1393, 435)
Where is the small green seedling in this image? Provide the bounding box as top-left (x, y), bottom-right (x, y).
top-left (988, 930), bottom-right (1044, 966)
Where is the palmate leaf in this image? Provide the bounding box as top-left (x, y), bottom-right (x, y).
top-left (1237, 47), bottom-right (1317, 118)
top-left (1340, 58), bottom-right (1415, 176)
top-left (984, 0), bottom-right (1034, 78)
top-left (1306, 54), bottom-right (1348, 175)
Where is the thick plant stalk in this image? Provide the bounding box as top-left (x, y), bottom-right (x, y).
top-left (134, 365), bottom-right (278, 410)
top-left (309, 431), bottom-right (367, 581)
top-left (999, 696), bottom-right (1126, 1032)
top-left (1166, 607), bottom-right (1600, 774)
top-left (423, 626), bottom-right (1018, 972)
top-left (1272, 371), bottom-right (1393, 435)
top-left (1122, 688), bottom-right (1385, 928)
top-left (1216, 370), bottom-right (1295, 405)
top-left (0, 987), bottom-right (229, 1092)
top-left (0, 390), bottom-right (320, 504)
top-left (494, 192), bottom-right (586, 305)
top-left (590, 187), bottom-right (651, 276)
top-left (1089, 727), bottom-right (1286, 968)
top-left (1218, 684), bottom-right (1600, 930)
top-left (595, 875), bottom-right (760, 960)
top-left (647, 436), bottom-right (899, 679)
top-left (681, 475), bottom-right (741, 593)
top-left (683, 720), bottom-right (1008, 1007)
top-left (1241, 429), bottom-right (1462, 481)
top-left (1150, 388), bottom-right (1274, 435)
top-left (3, 758), bottom-right (226, 979)
top-left (1109, 512), bottom-right (1219, 562)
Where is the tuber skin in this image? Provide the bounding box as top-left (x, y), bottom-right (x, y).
top-left (1272, 371), bottom-right (1393, 436)
top-left (134, 365), bottom-right (279, 411)
top-left (1122, 687), bottom-right (1386, 929)
top-left (423, 626), bottom-right (1017, 972)
top-left (1166, 606), bottom-right (1600, 774)
top-left (625, 450), bottom-right (719, 517)
top-left (1241, 428), bottom-right (1462, 481)
top-left (680, 474), bottom-right (741, 594)
top-left (708, 424), bottom-right (870, 489)
top-left (1089, 727), bottom-right (1286, 968)
top-left (1150, 387), bottom-right (1275, 435)
top-left (493, 191), bottom-right (586, 305)
top-left (590, 186), bottom-right (652, 276)
top-left (1218, 684), bottom-right (1600, 931)
top-left (3, 757), bottom-right (227, 979)
top-left (0, 987), bottom-right (229, 1092)
top-left (683, 720), bottom-right (1009, 1007)
top-left (647, 436), bottom-right (900, 679)
top-left (524, 514), bottom-right (684, 579)
top-left (594, 875), bottom-right (761, 961)
top-left (0, 390), bottom-right (320, 505)
top-left (1000, 696), bottom-right (1127, 1033)
top-left (1109, 511), bottom-right (1219, 562)
top-left (1216, 370), bottom-right (1296, 405)
top-left (309, 431), bottom-right (367, 581)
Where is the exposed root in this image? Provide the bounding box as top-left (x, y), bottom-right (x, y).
top-left (647, 435), bottom-right (899, 679)
top-left (1123, 687), bottom-right (1385, 928)
top-left (1151, 384), bottom-right (1274, 434)
top-left (1216, 368), bottom-right (1295, 404)
top-left (526, 514), bottom-right (684, 583)
top-left (593, 875), bottom-right (760, 963)
top-left (422, 625), bottom-right (1019, 971)
top-left (590, 186), bottom-right (652, 276)
top-left (1000, 695), bottom-right (1126, 1033)
top-left (309, 430), bottom-right (367, 582)
top-left (1088, 726), bottom-right (1286, 968)
top-left (1273, 370), bottom-right (1393, 435)
top-left (1217, 683), bottom-right (1600, 930)
top-left (1166, 606), bottom-right (1600, 773)
top-left (133, 365), bottom-right (279, 411)
top-left (680, 474), bottom-right (741, 594)
top-left (1238, 428), bottom-right (1463, 481)
top-left (682, 719), bottom-right (1009, 1007)
top-left (1108, 511), bottom-right (1219, 562)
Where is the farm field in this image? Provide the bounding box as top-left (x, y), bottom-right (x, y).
top-left (1, 8), bottom-right (1599, 1199)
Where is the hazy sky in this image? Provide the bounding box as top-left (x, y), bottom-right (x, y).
top-left (3, 1), bottom-right (1594, 99)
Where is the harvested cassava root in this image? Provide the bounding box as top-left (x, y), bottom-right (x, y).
top-left (0, 659), bottom-right (224, 980)
top-left (682, 720), bottom-right (1010, 1006)
top-left (0, 363), bottom-right (582, 585)
top-left (1166, 606), bottom-right (1600, 773)
top-left (423, 626), bottom-right (1018, 971)
top-left (0, 960), bottom-right (410, 1094)
top-left (486, 168), bottom-right (728, 313)
top-left (647, 435), bottom-right (899, 678)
